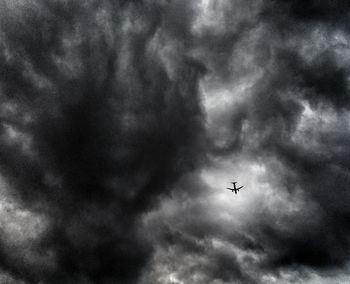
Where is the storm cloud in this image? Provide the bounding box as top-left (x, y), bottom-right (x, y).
top-left (1, 0), bottom-right (350, 283)
top-left (0, 1), bottom-right (204, 283)
top-left (142, 1), bottom-right (350, 283)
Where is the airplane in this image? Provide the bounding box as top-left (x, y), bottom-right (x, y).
top-left (227, 182), bottom-right (243, 194)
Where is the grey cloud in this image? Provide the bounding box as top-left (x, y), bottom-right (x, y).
top-left (2, 0), bottom-right (350, 283)
top-left (0, 0), bottom-right (205, 283)
top-left (142, 0), bottom-right (350, 283)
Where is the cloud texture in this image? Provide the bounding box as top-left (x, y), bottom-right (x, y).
top-left (0, 1), bottom-right (204, 283)
top-left (0, 0), bottom-right (350, 283)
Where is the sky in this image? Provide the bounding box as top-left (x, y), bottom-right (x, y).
top-left (0, 0), bottom-right (350, 283)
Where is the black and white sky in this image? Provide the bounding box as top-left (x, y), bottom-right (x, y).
top-left (0, 0), bottom-right (350, 283)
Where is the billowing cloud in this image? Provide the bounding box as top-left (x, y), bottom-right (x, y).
top-left (0, 1), bottom-right (205, 283)
top-left (1, 0), bottom-right (350, 283)
top-left (142, 1), bottom-right (350, 283)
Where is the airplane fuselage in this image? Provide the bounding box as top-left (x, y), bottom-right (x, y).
top-left (227, 182), bottom-right (243, 194)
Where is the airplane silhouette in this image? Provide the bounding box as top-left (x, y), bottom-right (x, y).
top-left (227, 182), bottom-right (243, 194)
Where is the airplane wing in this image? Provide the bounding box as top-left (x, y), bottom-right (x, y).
top-left (236, 186), bottom-right (243, 190)
top-left (226, 188), bottom-right (233, 191)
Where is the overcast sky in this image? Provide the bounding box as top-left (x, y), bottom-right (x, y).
top-left (0, 0), bottom-right (350, 283)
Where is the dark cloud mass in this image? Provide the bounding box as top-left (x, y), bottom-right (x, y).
top-left (1, 0), bottom-right (350, 283)
top-left (0, 1), bottom-right (204, 283)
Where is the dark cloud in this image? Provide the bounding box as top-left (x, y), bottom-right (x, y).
top-left (196, 0), bottom-right (350, 280)
top-left (0, 0), bottom-right (205, 283)
top-left (276, 0), bottom-right (350, 22)
top-left (2, 0), bottom-right (350, 283)
top-left (143, 0), bottom-right (350, 283)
